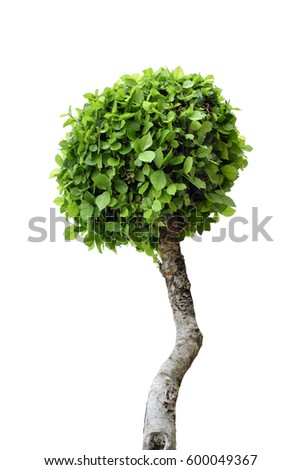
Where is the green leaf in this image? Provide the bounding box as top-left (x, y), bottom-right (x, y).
top-left (162, 148), bottom-right (173, 166)
top-left (206, 192), bottom-right (222, 204)
top-left (107, 157), bottom-right (119, 166)
top-left (143, 209), bottom-right (153, 219)
top-left (135, 171), bottom-right (145, 182)
top-left (115, 180), bottom-right (128, 194)
top-left (170, 154), bottom-right (185, 165)
top-left (188, 111), bottom-right (206, 121)
top-left (217, 194), bottom-right (236, 206)
top-left (200, 121), bottom-right (213, 133)
top-left (221, 143), bottom-right (229, 159)
top-left (167, 184), bottom-right (177, 195)
top-left (105, 222), bottom-right (121, 232)
top-left (176, 183), bottom-right (187, 190)
top-left (142, 164), bottom-right (150, 176)
top-left (80, 201), bottom-right (93, 220)
top-left (190, 121), bottom-right (201, 131)
top-left (185, 175), bottom-right (206, 189)
top-left (123, 77), bottom-right (137, 87)
top-left (183, 156), bottom-right (193, 174)
top-left (67, 201), bottom-right (79, 217)
top-left (83, 93), bottom-right (95, 100)
top-left (165, 111), bottom-right (176, 122)
top-left (84, 233), bottom-right (95, 250)
top-left (120, 207), bottom-right (129, 217)
top-left (110, 142), bottom-right (121, 151)
top-left (115, 88), bottom-right (125, 101)
top-left (70, 187), bottom-right (82, 197)
top-left (93, 174), bottom-right (111, 190)
top-left (138, 151), bottom-right (156, 162)
top-left (159, 192), bottom-right (172, 203)
top-left (196, 224), bottom-right (204, 236)
top-left (138, 181), bottom-right (149, 194)
top-left (214, 212), bottom-right (220, 223)
top-left (204, 74), bottom-right (214, 82)
top-left (95, 191), bottom-right (110, 211)
top-left (49, 168), bottom-right (60, 178)
top-left (150, 170), bottom-right (166, 191)
top-left (64, 225), bottom-right (77, 241)
top-left (183, 80), bottom-right (194, 89)
top-left (143, 121), bottom-right (153, 134)
top-left (63, 117), bottom-right (74, 128)
top-left (84, 191), bottom-right (95, 204)
top-left (221, 165), bottom-right (239, 180)
top-left (139, 132), bottom-right (153, 151)
top-left (152, 199), bottom-right (162, 212)
top-left (54, 197), bottom-right (64, 206)
top-left (108, 197), bottom-right (117, 207)
top-left (222, 122), bottom-right (234, 131)
top-left (55, 154), bottom-right (63, 167)
top-left (132, 87), bottom-right (144, 103)
top-left (119, 146), bottom-right (132, 155)
top-left (154, 148), bottom-right (163, 168)
top-left (222, 206), bottom-right (236, 217)
top-left (173, 66), bottom-right (184, 80)
top-left (159, 129), bottom-right (171, 144)
top-left (142, 101), bottom-right (152, 112)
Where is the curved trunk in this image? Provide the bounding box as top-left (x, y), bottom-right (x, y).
top-left (142, 234), bottom-right (203, 450)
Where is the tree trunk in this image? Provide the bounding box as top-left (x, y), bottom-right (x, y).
top-left (142, 231), bottom-right (203, 450)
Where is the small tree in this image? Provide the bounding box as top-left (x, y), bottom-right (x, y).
top-left (51, 67), bottom-right (251, 450)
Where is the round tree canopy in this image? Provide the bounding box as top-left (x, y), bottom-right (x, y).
top-left (51, 66), bottom-right (251, 260)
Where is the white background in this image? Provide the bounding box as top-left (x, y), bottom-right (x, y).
top-left (0, 0), bottom-right (300, 468)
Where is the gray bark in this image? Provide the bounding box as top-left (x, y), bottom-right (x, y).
top-left (142, 230), bottom-right (203, 450)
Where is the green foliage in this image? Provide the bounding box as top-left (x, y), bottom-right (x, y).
top-left (51, 66), bottom-right (251, 260)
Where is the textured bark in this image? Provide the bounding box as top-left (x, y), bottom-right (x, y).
top-left (143, 229), bottom-right (203, 450)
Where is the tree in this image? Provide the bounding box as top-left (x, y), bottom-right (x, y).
top-left (51, 66), bottom-right (251, 450)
